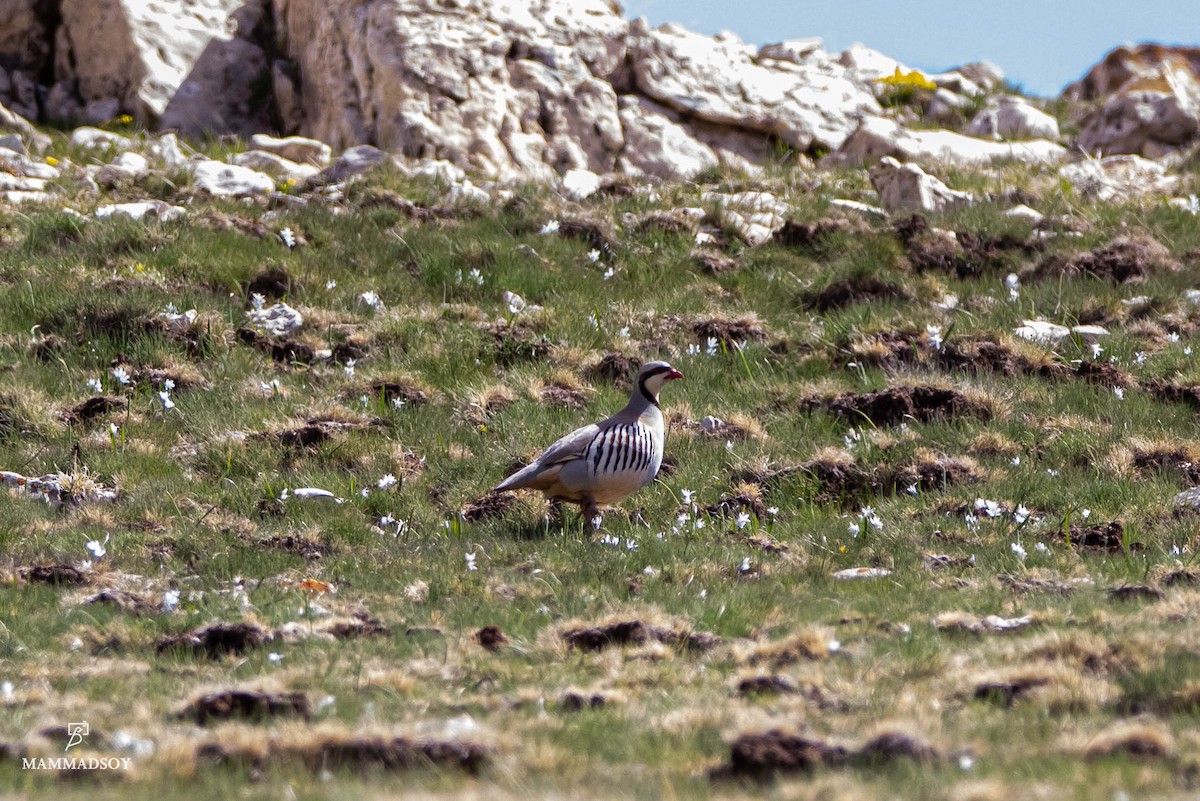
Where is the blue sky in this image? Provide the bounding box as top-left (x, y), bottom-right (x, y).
top-left (622, 0), bottom-right (1196, 96)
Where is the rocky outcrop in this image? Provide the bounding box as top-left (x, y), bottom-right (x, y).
top-left (869, 156), bottom-right (972, 213)
top-left (1067, 44), bottom-right (1200, 157)
top-left (0, 1), bottom-right (1194, 186)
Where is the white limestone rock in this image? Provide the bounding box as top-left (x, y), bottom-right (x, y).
top-left (250, 134), bottom-right (332, 166)
top-left (95, 200), bottom-right (185, 221)
top-left (191, 159), bottom-right (274, 196)
top-left (232, 150), bottom-right (320, 183)
top-left (702, 190), bottom-right (790, 247)
top-left (965, 96), bottom-right (1060, 141)
top-left (869, 157), bottom-right (973, 213)
top-left (560, 168), bottom-right (601, 201)
top-left (1059, 155), bottom-right (1180, 201)
top-left (69, 127), bottom-right (132, 151)
top-left (631, 23), bottom-right (881, 153)
top-left (615, 96), bottom-right (718, 181)
top-left (1068, 45), bottom-right (1200, 158)
top-left (836, 117), bottom-right (1067, 167)
top-left (247, 302), bottom-right (303, 337)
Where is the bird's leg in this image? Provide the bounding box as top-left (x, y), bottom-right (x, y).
top-left (580, 495), bottom-right (601, 531)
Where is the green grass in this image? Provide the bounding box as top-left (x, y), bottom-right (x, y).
top-left (0, 136), bottom-right (1199, 799)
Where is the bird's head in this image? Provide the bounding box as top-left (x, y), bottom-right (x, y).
top-left (636, 360), bottom-right (684, 405)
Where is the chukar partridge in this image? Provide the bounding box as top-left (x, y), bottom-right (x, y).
top-left (492, 361), bottom-right (684, 522)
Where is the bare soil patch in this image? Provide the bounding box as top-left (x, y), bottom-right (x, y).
top-left (805, 385), bottom-right (992, 427)
top-left (180, 689), bottom-right (310, 725)
top-left (803, 275), bottom-right (908, 312)
top-left (156, 622), bottom-right (268, 658)
top-left (61, 396), bottom-right (127, 425)
top-left (561, 619), bottom-right (719, 652)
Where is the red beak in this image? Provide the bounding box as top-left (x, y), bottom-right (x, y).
top-left (666, 369), bottom-right (684, 380)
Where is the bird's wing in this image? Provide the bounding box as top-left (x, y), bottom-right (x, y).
top-left (493, 422), bottom-right (600, 492)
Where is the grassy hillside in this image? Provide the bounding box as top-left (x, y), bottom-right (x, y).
top-left (2, 136), bottom-right (1200, 799)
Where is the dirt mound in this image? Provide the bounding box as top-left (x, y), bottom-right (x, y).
top-left (736, 675), bottom-right (799, 696)
top-left (692, 249), bottom-right (740, 274)
top-left (180, 689), bottom-right (310, 725)
top-left (1131, 444), bottom-right (1200, 484)
top-left (61, 396), bottom-right (127, 425)
top-left (894, 214), bottom-right (1040, 278)
top-left (156, 622), bottom-right (268, 658)
top-left (1145, 380), bottom-right (1200, 409)
top-left (368, 381), bottom-right (430, 407)
top-left (974, 675), bottom-right (1052, 706)
top-left (84, 589), bottom-right (156, 615)
top-left (1059, 234), bottom-right (1178, 283)
top-left (561, 619), bottom-right (719, 652)
top-left (692, 314), bottom-right (766, 348)
top-left (1073, 360), bottom-right (1133, 388)
top-left (808, 385), bottom-right (992, 427)
top-left (539, 382), bottom-right (588, 410)
top-left (773, 217), bottom-right (860, 254)
top-left (261, 533), bottom-right (330, 560)
top-left (715, 728), bottom-right (939, 778)
top-left (584, 352), bottom-right (641, 388)
top-left (20, 565), bottom-right (88, 586)
top-left (1053, 520), bottom-right (1138, 553)
top-left (803, 275), bottom-right (908, 312)
top-left (483, 321), bottom-right (551, 366)
top-left (558, 217), bottom-right (618, 251)
top-left (703, 484), bottom-right (767, 521)
top-left (199, 734), bottom-right (491, 775)
top-left (236, 327), bottom-right (316, 364)
top-left (474, 625), bottom-right (507, 652)
top-left (461, 492), bottom-right (515, 523)
top-left (246, 267), bottom-right (291, 300)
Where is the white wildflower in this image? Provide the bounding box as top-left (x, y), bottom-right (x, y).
top-left (1005, 273), bottom-right (1020, 301)
top-left (706, 337), bottom-right (719, 356)
top-left (1170, 332), bottom-right (1181, 344)
top-left (926, 324), bottom-right (943, 350)
top-left (617, 326), bottom-right (629, 338)
top-left (738, 557), bottom-right (752, 574)
top-left (1113, 386), bottom-right (1125, 400)
top-left (591, 515), bottom-right (603, 531)
top-left (1046, 469), bottom-right (1060, 477)
top-left (586, 249), bottom-right (601, 263)
top-left (1011, 541), bottom-right (1027, 561)
top-left (1091, 343), bottom-right (1103, 359)
top-left (86, 377), bottom-right (102, 393)
top-left (392, 397), bottom-right (405, 409)
top-left (767, 506), bottom-right (779, 517)
top-left (600, 533), bottom-right (619, 547)
top-left (1011, 456), bottom-right (1021, 466)
top-left (1034, 542), bottom-right (1051, 555)
top-left (377, 474), bottom-right (397, 489)
top-left (848, 521), bottom-right (861, 536)
top-left (279, 227), bottom-right (296, 248)
top-left (539, 220), bottom-right (560, 235)
top-left (464, 552), bottom-right (477, 571)
top-left (725, 440), bottom-right (734, 453)
top-left (681, 489), bottom-right (695, 506)
top-left (643, 565), bottom-right (658, 577)
top-left (161, 590), bottom-right (180, 612)
top-left (468, 268), bottom-right (484, 286)
top-left (111, 366), bottom-right (131, 385)
top-left (1081, 508), bottom-right (1091, 519)
top-left (358, 290), bottom-right (383, 310)
top-left (325, 279), bottom-right (337, 290)
top-left (157, 390), bottom-right (175, 411)
top-left (86, 535), bottom-right (108, 559)
top-left (1014, 505), bottom-right (1030, 524)
top-left (269, 652), bottom-right (284, 663)
top-left (602, 266), bottom-right (615, 280)
top-left (1135, 351), bottom-right (1147, 365)
top-left (906, 483), bottom-right (919, 496)
top-left (251, 292), bottom-right (266, 310)
top-left (343, 359), bottom-right (356, 378)
top-left (686, 343), bottom-right (700, 356)
top-left (735, 511), bottom-right (751, 529)
top-left (965, 513), bottom-right (979, 531)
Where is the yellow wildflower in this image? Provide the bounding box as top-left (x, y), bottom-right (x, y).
top-left (44, 156), bottom-right (59, 167)
top-left (876, 66), bottom-right (937, 91)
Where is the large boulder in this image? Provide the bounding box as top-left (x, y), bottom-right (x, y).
top-left (869, 156), bottom-right (973, 213)
top-left (272, 0), bottom-right (629, 181)
top-left (629, 23), bottom-right (881, 152)
top-left (966, 96), bottom-right (1060, 141)
top-left (836, 117), bottom-right (1066, 167)
top-left (1066, 44), bottom-right (1200, 157)
top-left (50, 0), bottom-right (270, 128)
